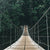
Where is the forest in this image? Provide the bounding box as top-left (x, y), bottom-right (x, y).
top-left (0, 0), bottom-right (50, 25)
top-left (0, 0), bottom-right (50, 50)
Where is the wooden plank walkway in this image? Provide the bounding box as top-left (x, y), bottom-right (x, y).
top-left (4, 25), bottom-right (45, 50)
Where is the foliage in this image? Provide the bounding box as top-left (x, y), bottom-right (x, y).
top-left (0, 0), bottom-right (50, 49)
top-left (0, 0), bottom-right (50, 25)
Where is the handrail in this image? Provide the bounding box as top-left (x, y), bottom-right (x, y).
top-left (29, 7), bottom-right (50, 50)
top-left (29, 7), bottom-right (50, 30)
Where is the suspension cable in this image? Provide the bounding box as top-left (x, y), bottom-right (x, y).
top-left (29, 7), bottom-right (50, 30)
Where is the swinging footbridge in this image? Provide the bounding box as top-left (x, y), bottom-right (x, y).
top-left (4, 26), bottom-right (45, 50)
top-left (0, 7), bottom-right (50, 50)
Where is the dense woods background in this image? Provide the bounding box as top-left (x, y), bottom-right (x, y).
top-left (0, 0), bottom-right (50, 25)
top-left (0, 0), bottom-right (50, 50)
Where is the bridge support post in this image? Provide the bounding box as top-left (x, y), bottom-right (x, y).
top-left (46, 14), bottom-right (49, 50)
top-left (33, 28), bottom-right (34, 40)
top-left (2, 27), bottom-right (4, 45)
top-left (37, 24), bottom-right (39, 44)
top-left (15, 27), bottom-right (16, 41)
top-left (34, 26), bottom-right (36, 41)
top-left (0, 16), bottom-right (2, 32)
top-left (10, 25), bottom-right (12, 48)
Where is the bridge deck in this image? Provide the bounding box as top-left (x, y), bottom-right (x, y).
top-left (4, 36), bottom-right (45, 50)
top-left (4, 25), bottom-right (45, 50)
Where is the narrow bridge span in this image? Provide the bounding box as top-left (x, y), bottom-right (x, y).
top-left (4, 25), bottom-right (45, 50)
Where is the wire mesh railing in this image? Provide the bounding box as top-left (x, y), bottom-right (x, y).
top-left (29, 7), bottom-right (50, 50)
top-left (0, 17), bottom-right (23, 50)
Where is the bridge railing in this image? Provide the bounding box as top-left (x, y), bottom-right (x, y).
top-left (29, 7), bottom-right (50, 50)
top-left (0, 17), bottom-right (23, 50)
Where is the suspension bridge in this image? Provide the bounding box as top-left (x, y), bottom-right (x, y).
top-left (4, 25), bottom-right (45, 50)
top-left (0, 7), bottom-right (50, 50)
